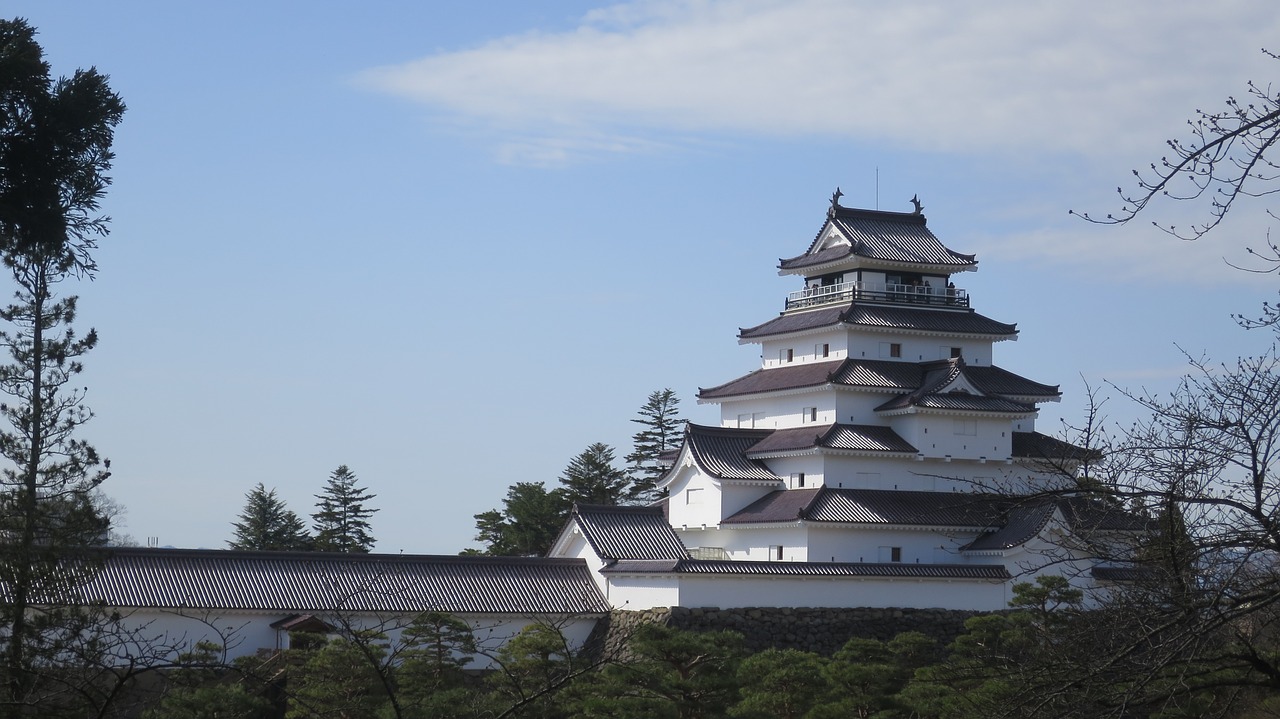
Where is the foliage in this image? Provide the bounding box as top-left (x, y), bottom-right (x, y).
top-left (472, 481), bottom-right (570, 556)
top-left (286, 633), bottom-right (392, 719)
top-left (571, 624), bottom-right (745, 719)
top-left (397, 612), bottom-right (479, 718)
top-left (730, 647), bottom-right (828, 719)
top-left (312, 465), bottom-right (378, 553)
top-left (142, 641), bottom-right (272, 719)
top-left (228, 483), bottom-right (311, 551)
top-left (625, 389), bottom-right (683, 503)
top-left (486, 623), bottom-right (579, 719)
top-left (559, 442), bottom-right (631, 506)
top-left (0, 17), bottom-right (125, 718)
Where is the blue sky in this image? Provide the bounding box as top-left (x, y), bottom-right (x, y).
top-left (7, 1), bottom-right (1280, 553)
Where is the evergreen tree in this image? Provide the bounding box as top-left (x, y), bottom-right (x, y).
top-left (228, 483), bottom-right (310, 551)
top-left (472, 482), bottom-right (569, 556)
top-left (312, 465), bottom-right (377, 553)
top-left (625, 389), bottom-right (683, 502)
top-left (0, 18), bottom-right (126, 717)
top-left (559, 442), bottom-right (631, 506)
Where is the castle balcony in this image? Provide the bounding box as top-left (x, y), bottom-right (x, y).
top-left (785, 281), bottom-right (970, 311)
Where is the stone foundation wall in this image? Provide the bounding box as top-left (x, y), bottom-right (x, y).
top-left (589, 606), bottom-right (987, 659)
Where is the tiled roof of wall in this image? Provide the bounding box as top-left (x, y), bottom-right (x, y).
top-left (58, 548), bottom-right (609, 615)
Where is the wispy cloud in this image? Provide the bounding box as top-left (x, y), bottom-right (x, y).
top-left (356, 0), bottom-right (1279, 164)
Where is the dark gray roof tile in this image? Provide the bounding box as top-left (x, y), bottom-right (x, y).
top-left (69, 548), bottom-right (609, 615)
top-left (781, 208), bottom-right (977, 270)
top-left (570, 504), bottom-right (689, 562)
top-left (739, 304), bottom-right (1016, 340)
top-left (603, 558), bottom-right (1009, 580)
top-left (746, 424), bottom-right (917, 455)
top-left (684, 424), bottom-right (783, 482)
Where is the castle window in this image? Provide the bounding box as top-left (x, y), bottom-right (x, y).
top-left (801, 407), bottom-right (818, 423)
top-left (951, 347), bottom-right (962, 358)
top-left (880, 342), bottom-right (902, 358)
top-left (781, 348), bottom-right (794, 363)
top-left (954, 419), bottom-right (977, 436)
top-left (791, 472), bottom-right (806, 488)
top-left (879, 546), bottom-right (902, 562)
top-left (686, 488), bottom-right (703, 505)
top-left (817, 343), bottom-right (830, 358)
top-left (770, 545), bottom-right (783, 561)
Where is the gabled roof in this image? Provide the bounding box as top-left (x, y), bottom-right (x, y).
top-left (698, 357), bottom-right (1058, 402)
top-left (723, 487), bottom-right (1006, 528)
top-left (680, 423), bottom-right (783, 482)
top-left (602, 558), bottom-right (1009, 580)
top-left (568, 504), bottom-right (689, 563)
top-left (779, 206), bottom-right (977, 271)
top-left (873, 358), bottom-right (1037, 415)
top-left (739, 303), bottom-right (1017, 341)
top-left (62, 548), bottom-right (609, 615)
top-left (746, 423), bottom-right (918, 455)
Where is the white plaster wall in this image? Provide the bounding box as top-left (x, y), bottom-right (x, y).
top-left (758, 333), bottom-right (848, 369)
top-left (846, 332), bottom-right (996, 367)
top-left (888, 415), bottom-right (1017, 461)
top-left (115, 609), bottom-right (598, 670)
top-left (676, 575), bottom-right (1011, 611)
top-left (604, 575), bottom-right (681, 610)
top-left (803, 526), bottom-right (985, 565)
top-left (666, 468), bottom-right (727, 528)
top-left (719, 395), bottom-right (836, 430)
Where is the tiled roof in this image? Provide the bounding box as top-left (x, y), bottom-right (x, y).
top-left (724, 487), bottom-right (1006, 527)
top-left (780, 207), bottom-right (977, 270)
top-left (964, 504), bottom-right (1055, 551)
top-left (699, 360), bottom-right (842, 399)
top-left (739, 304), bottom-right (1016, 340)
top-left (603, 558), bottom-right (1009, 580)
top-left (746, 423), bottom-right (917, 455)
top-left (570, 504), bottom-right (689, 562)
top-left (683, 424), bottom-right (783, 482)
top-left (966, 366), bottom-right (1060, 398)
top-left (65, 548), bottom-right (609, 615)
top-left (700, 359), bottom-right (1056, 401)
top-left (877, 393), bottom-right (1036, 414)
top-left (872, 358), bottom-right (1037, 415)
top-left (1012, 431), bottom-right (1099, 462)
top-left (965, 497), bottom-right (1148, 552)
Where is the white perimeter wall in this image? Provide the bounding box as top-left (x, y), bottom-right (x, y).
top-left (671, 575), bottom-right (1011, 611)
top-left (115, 609), bottom-right (599, 670)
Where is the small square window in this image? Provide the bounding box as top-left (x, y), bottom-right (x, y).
top-left (770, 545), bottom-right (784, 561)
top-left (801, 407), bottom-right (818, 423)
top-left (780, 348), bottom-right (794, 363)
top-left (890, 343), bottom-right (902, 358)
top-left (950, 347), bottom-right (962, 358)
top-left (791, 472), bottom-right (806, 488)
top-left (820, 343), bottom-right (830, 358)
top-left (891, 547), bottom-right (902, 562)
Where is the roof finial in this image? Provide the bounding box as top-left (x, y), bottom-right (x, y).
top-left (910, 194), bottom-right (924, 215)
top-left (828, 187), bottom-right (843, 218)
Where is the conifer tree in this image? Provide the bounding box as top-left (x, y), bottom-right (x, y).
top-left (625, 389), bottom-right (683, 502)
top-left (228, 483), bottom-right (311, 551)
top-left (0, 18), bottom-right (126, 717)
top-left (312, 465), bottom-right (378, 553)
top-left (559, 442), bottom-right (631, 506)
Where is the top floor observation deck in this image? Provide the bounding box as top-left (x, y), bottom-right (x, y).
top-left (785, 280), bottom-right (969, 312)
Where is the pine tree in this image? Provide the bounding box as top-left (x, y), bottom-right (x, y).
top-left (624, 389), bottom-right (682, 503)
top-left (560, 442), bottom-right (631, 506)
top-left (312, 465), bottom-right (378, 553)
top-left (472, 482), bottom-right (569, 556)
top-left (0, 19), bottom-right (126, 717)
top-left (228, 483), bottom-right (311, 551)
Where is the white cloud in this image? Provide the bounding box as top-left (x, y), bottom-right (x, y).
top-left (357, 0), bottom-right (1280, 163)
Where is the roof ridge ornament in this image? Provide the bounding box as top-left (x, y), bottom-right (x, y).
top-left (910, 194), bottom-right (924, 215)
top-left (828, 187), bottom-right (843, 218)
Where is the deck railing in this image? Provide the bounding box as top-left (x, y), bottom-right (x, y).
top-left (785, 281), bottom-right (968, 311)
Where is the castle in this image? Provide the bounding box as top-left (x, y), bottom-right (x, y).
top-left (85, 193), bottom-right (1140, 660)
top-left (549, 193), bottom-right (1140, 611)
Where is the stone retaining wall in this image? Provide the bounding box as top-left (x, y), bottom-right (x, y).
top-left (589, 606), bottom-right (986, 659)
